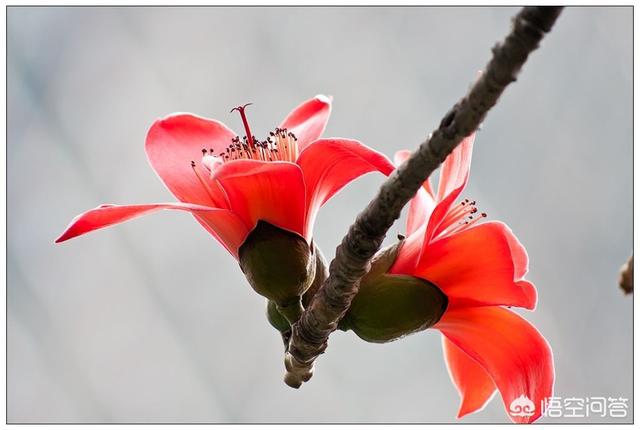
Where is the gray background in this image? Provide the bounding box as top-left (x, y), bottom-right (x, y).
top-left (7, 6), bottom-right (632, 423)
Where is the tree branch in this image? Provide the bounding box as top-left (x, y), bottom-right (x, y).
top-left (619, 254), bottom-right (633, 295)
top-left (284, 6), bottom-right (564, 388)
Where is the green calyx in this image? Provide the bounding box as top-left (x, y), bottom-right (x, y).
top-left (239, 221), bottom-right (316, 309)
top-left (342, 241), bottom-right (448, 343)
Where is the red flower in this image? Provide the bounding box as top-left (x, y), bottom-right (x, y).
top-left (389, 134), bottom-right (554, 423)
top-left (56, 95), bottom-right (394, 258)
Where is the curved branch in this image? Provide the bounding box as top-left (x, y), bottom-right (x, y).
top-left (619, 254), bottom-right (633, 295)
top-left (284, 6), bottom-right (564, 388)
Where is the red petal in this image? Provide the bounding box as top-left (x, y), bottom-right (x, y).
top-left (414, 221), bottom-right (537, 310)
top-left (442, 337), bottom-right (497, 418)
top-left (279, 95), bottom-right (332, 151)
top-left (504, 226), bottom-right (530, 279)
top-left (436, 307), bottom-right (555, 424)
top-left (213, 160), bottom-right (307, 240)
top-left (393, 149), bottom-right (410, 166)
top-left (392, 150), bottom-right (437, 239)
top-left (389, 223), bottom-right (425, 275)
top-left (145, 113), bottom-right (236, 207)
top-left (425, 133), bottom-right (476, 241)
top-left (425, 186), bottom-right (464, 241)
top-left (55, 203), bottom-right (248, 257)
top-left (406, 188), bottom-right (436, 238)
top-left (297, 138), bottom-right (394, 235)
top-left (436, 132), bottom-right (475, 202)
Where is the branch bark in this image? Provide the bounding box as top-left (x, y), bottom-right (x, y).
top-left (619, 254), bottom-right (633, 295)
top-left (284, 6), bottom-right (564, 388)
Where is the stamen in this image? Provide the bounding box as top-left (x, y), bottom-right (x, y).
top-left (445, 212), bottom-right (487, 236)
top-left (435, 199), bottom-right (488, 239)
top-left (190, 161), bottom-right (221, 206)
top-left (214, 108), bottom-right (300, 164)
top-left (440, 200), bottom-right (477, 230)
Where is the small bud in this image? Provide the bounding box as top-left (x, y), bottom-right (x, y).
top-left (239, 221), bottom-right (316, 308)
top-left (266, 300), bottom-right (292, 351)
top-left (342, 241), bottom-right (447, 343)
top-left (266, 300), bottom-right (290, 333)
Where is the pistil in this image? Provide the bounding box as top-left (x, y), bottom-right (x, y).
top-left (231, 103), bottom-right (256, 149)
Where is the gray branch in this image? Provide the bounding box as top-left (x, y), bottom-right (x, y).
top-left (619, 254), bottom-right (633, 295)
top-left (284, 6), bottom-right (564, 388)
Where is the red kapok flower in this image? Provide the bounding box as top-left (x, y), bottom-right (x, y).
top-left (56, 95), bottom-right (394, 260)
top-left (345, 134), bottom-right (554, 423)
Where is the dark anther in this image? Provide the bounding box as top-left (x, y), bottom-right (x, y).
top-left (190, 161), bottom-right (196, 167)
top-left (397, 234), bottom-right (406, 241)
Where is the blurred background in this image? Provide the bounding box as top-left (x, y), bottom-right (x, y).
top-left (7, 6), bottom-right (632, 423)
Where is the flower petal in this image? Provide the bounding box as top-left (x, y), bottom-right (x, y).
top-left (406, 187), bottom-right (436, 238)
top-left (213, 160), bottom-right (307, 240)
top-left (296, 138), bottom-right (394, 235)
top-left (55, 203), bottom-right (249, 257)
top-left (414, 221), bottom-right (537, 310)
top-left (504, 226), bottom-right (530, 279)
top-left (436, 132), bottom-right (475, 202)
top-left (425, 133), bottom-right (476, 241)
top-left (145, 113), bottom-right (236, 207)
top-left (279, 95), bottom-right (332, 151)
top-left (389, 223), bottom-right (425, 276)
top-left (425, 186), bottom-right (464, 242)
top-left (435, 306), bottom-right (555, 424)
top-left (191, 212), bottom-right (252, 257)
top-left (442, 336), bottom-right (497, 418)
top-left (394, 150), bottom-right (437, 236)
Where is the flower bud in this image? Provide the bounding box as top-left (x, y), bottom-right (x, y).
top-left (266, 300), bottom-right (290, 333)
top-left (342, 241), bottom-right (448, 343)
top-left (239, 221), bottom-right (316, 308)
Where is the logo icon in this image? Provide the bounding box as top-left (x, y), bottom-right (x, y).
top-left (509, 395), bottom-right (536, 417)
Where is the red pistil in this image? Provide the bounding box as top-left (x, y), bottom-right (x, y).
top-left (230, 103), bottom-right (255, 149)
